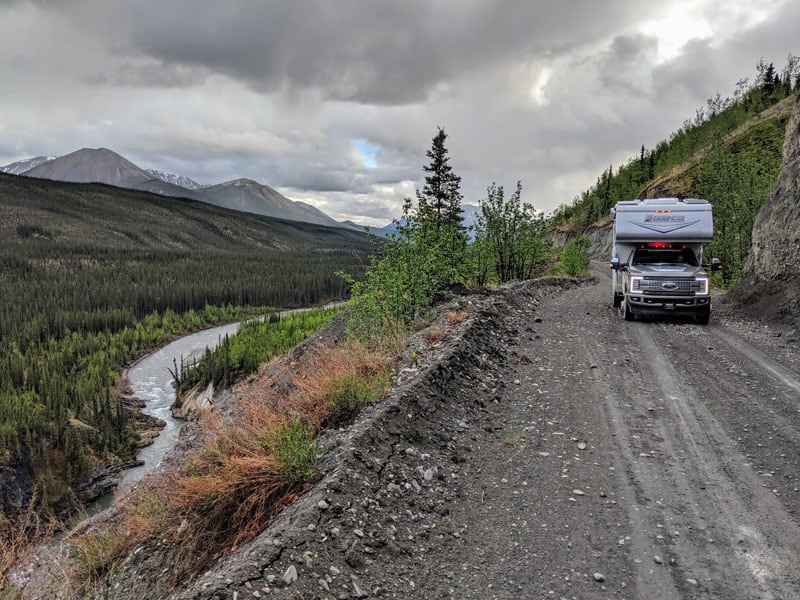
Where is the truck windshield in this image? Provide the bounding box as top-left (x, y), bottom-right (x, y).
top-left (632, 248), bottom-right (698, 266)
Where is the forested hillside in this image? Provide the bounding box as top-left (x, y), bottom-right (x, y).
top-left (551, 58), bottom-right (799, 284)
top-left (0, 173), bottom-right (373, 518)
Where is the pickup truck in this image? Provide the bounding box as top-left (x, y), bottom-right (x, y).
top-left (609, 198), bottom-right (723, 324)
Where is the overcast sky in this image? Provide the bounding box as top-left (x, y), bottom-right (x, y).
top-left (1, 1), bottom-right (797, 225)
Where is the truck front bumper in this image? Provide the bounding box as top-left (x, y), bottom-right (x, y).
top-left (626, 294), bottom-right (710, 316)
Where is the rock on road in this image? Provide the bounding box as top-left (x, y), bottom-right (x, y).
top-left (161, 273), bottom-right (800, 600)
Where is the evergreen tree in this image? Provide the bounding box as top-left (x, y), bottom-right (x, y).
top-left (416, 127), bottom-right (469, 284)
top-left (418, 127), bottom-right (465, 233)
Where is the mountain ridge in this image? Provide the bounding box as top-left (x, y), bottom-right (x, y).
top-left (3, 148), bottom-right (339, 227)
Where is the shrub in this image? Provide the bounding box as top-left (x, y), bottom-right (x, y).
top-left (324, 371), bottom-right (389, 425)
top-left (262, 414), bottom-right (319, 486)
top-left (70, 531), bottom-right (122, 582)
top-left (557, 235), bottom-right (591, 277)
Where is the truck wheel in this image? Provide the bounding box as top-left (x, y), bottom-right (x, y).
top-left (613, 293), bottom-right (622, 308)
top-left (696, 307), bottom-right (710, 325)
top-left (623, 299), bottom-right (635, 321)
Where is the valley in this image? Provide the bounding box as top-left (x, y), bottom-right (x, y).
top-left (0, 172), bottom-right (373, 521)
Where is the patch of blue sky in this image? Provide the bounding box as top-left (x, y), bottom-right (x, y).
top-left (353, 139), bottom-right (379, 168)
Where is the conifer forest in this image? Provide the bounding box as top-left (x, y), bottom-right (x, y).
top-left (0, 174), bottom-right (373, 516)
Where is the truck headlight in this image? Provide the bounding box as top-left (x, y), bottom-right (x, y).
top-left (630, 276), bottom-right (643, 292)
top-left (695, 276), bottom-right (709, 295)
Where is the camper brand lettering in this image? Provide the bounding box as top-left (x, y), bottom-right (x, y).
top-left (644, 214), bottom-right (686, 223)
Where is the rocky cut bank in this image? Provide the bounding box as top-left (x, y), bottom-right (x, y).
top-left (727, 92), bottom-right (800, 327)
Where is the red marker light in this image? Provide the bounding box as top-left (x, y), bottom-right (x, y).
top-left (647, 242), bottom-right (672, 249)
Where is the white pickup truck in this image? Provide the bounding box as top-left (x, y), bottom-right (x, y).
top-left (609, 198), bottom-right (723, 325)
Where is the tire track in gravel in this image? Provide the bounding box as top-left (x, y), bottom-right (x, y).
top-left (629, 323), bottom-right (800, 599)
top-left (708, 325), bottom-right (800, 395)
top-left (584, 268), bottom-right (800, 599)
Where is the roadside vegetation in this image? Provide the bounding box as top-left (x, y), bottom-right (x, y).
top-left (550, 56), bottom-right (799, 285)
top-left (346, 128), bottom-right (556, 343)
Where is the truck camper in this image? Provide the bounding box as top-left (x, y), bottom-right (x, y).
top-left (609, 198), bottom-right (723, 325)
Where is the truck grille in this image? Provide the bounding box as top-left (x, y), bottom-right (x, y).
top-left (638, 278), bottom-right (702, 294)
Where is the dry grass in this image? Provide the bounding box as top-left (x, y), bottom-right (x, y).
top-left (445, 310), bottom-right (468, 327)
top-left (69, 531), bottom-right (122, 583)
top-left (162, 412), bottom-right (311, 579)
top-left (0, 496), bottom-right (58, 594)
top-left (423, 328), bottom-right (443, 345)
top-left (151, 340), bottom-right (391, 582)
top-left (290, 342), bottom-right (390, 427)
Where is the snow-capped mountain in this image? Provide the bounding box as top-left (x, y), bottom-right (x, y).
top-left (146, 169), bottom-right (204, 191)
top-left (0, 156), bottom-right (55, 175)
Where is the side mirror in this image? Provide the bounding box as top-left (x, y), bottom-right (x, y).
top-left (610, 257), bottom-right (620, 271)
top-left (711, 258), bottom-right (724, 272)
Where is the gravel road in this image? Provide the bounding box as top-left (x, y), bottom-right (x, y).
top-left (109, 273), bottom-right (800, 600)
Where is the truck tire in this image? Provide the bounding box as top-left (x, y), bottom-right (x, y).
top-left (696, 307), bottom-right (710, 325)
top-left (623, 299), bottom-right (635, 321)
top-left (613, 293), bottom-right (622, 308)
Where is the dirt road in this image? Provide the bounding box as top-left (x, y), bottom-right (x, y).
top-left (467, 271), bottom-right (800, 600)
top-left (115, 274), bottom-right (800, 600)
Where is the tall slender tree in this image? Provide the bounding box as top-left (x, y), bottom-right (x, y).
top-left (418, 127), bottom-right (465, 233)
top-left (415, 127), bottom-right (468, 283)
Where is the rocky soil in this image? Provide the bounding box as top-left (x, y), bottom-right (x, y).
top-left (74, 270), bottom-right (798, 600)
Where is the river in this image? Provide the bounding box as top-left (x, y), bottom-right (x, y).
top-left (115, 321), bottom-right (243, 497)
top-left (115, 303), bottom-right (342, 498)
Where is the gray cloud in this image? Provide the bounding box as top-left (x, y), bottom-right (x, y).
top-left (119, 0), bottom-right (655, 104)
top-left (0, 0), bottom-right (797, 224)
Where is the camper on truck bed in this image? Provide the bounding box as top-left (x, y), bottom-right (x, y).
top-left (609, 198), bottom-right (723, 325)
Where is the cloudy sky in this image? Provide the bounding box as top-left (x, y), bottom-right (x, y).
top-left (0, 1), bottom-right (797, 225)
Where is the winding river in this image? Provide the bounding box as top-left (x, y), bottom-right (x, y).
top-left (115, 321), bottom-right (242, 497)
top-left (115, 303), bottom-right (342, 498)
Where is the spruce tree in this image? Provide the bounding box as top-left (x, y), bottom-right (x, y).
top-left (416, 127), bottom-right (468, 284)
top-left (419, 127), bottom-right (465, 233)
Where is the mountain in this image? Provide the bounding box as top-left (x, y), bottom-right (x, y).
top-left (0, 170), bottom-right (370, 253)
top-left (24, 147), bottom-right (154, 187)
top-left (0, 155), bottom-right (54, 175)
top-left (461, 203), bottom-right (480, 230)
top-left (200, 178), bottom-right (339, 226)
top-left (146, 169), bottom-right (204, 190)
top-left (23, 148), bottom-right (205, 201)
top-left (339, 219), bottom-right (392, 238)
top-left (14, 147), bottom-right (340, 226)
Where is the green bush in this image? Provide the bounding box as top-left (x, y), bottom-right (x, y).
top-left (325, 371), bottom-right (388, 424)
top-left (70, 531), bottom-right (122, 581)
top-left (557, 235), bottom-right (592, 277)
top-left (263, 415), bottom-right (318, 485)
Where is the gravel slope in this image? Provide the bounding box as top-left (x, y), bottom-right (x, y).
top-left (101, 274), bottom-right (800, 600)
